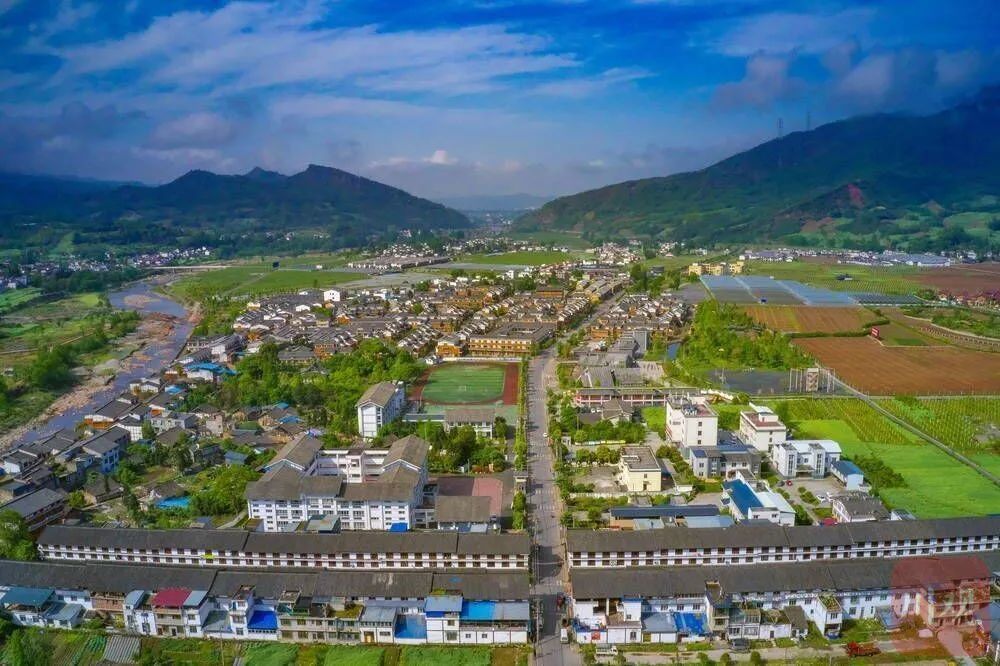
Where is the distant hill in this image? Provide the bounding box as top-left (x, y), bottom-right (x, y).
top-left (517, 87), bottom-right (1000, 252)
top-left (1, 164), bottom-right (469, 254)
top-left (437, 193), bottom-right (552, 211)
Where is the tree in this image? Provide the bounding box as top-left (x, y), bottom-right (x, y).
top-left (122, 486), bottom-right (142, 524)
top-left (141, 420), bottom-right (156, 441)
top-left (4, 627), bottom-right (51, 666)
top-left (0, 509), bottom-right (36, 561)
top-left (67, 491), bottom-right (87, 510)
top-left (190, 466), bottom-right (261, 515)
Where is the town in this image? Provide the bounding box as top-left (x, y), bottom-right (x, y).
top-left (0, 234), bottom-right (998, 666)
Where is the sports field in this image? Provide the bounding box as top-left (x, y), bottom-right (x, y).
top-left (413, 363), bottom-right (517, 405)
top-left (743, 305), bottom-right (875, 333)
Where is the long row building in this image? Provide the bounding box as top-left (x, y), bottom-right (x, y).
top-left (36, 525), bottom-right (530, 571)
top-left (0, 559), bottom-right (529, 645)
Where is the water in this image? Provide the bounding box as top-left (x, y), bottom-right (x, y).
top-left (156, 496), bottom-right (191, 510)
top-left (8, 279), bottom-right (193, 448)
top-left (667, 342), bottom-right (680, 360)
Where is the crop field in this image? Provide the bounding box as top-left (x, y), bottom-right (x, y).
top-left (170, 264), bottom-right (362, 299)
top-left (412, 362), bottom-right (516, 405)
top-left (0, 286), bottom-right (41, 313)
top-left (870, 322), bottom-right (933, 346)
top-left (401, 646), bottom-right (492, 666)
top-left (458, 250), bottom-right (578, 265)
top-left (769, 398), bottom-right (1000, 517)
top-left (915, 262), bottom-right (1000, 294)
top-left (743, 305), bottom-right (875, 333)
top-left (878, 397), bottom-right (1000, 467)
top-left (793, 336), bottom-right (1000, 394)
top-left (508, 230), bottom-right (592, 249)
top-left (744, 260), bottom-right (922, 294)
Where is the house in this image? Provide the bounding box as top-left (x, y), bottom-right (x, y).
top-left (0, 586), bottom-right (84, 630)
top-left (738, 406), bottom-right (787, 453)
top-left (1, 488), bottom-right (67, 531)
top-left (356, 382), bottom-right (406, 440)
top-left (770, 440), bottom-right (841, 478)
top-left (722, 472), bottom-right (795, 526)
top-left (666, 399), bottom-right (717, 448)
top-left (831, 492), bottom-right (889, 523)
top-left (831, 460), bottom-right (865, 491)
top-left (81, 476), bottom-right (124, 506)
top-left (686, 444), bottom-right (761, 479)
top-left (434, 495), bottom-right (494, 532)
top-left (81, 427), bottom-right (130, 474)
top-left (84, 395), bottom-right (137, 430)
top-left (617, 446), bottom-right (662, 492)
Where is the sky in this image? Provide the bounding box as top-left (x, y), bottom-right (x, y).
top-left (0, 0), bottom-right (997, 200)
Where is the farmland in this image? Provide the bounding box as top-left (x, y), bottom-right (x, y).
top-left (169, 264), bottom-right (363, 300)
top-left (742, 305), bottom-right (876, 334)
top-left (743, 259), bottom-right (922, 294)
top-left (793, 336), bottom-right (1000, 394)
top-left (769, 398), bottom-right (1000, 517)
top-left (457, 250), bottom-right (579, 266)
top-left (914, 261), bottom-right (1000, 294)
top-left (0, 286), bottom-right (41, 313)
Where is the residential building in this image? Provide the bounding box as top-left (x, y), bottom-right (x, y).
top-left (617, 446), bottom-right (662, 493)
top-left (666, 399), bottom-right (718, 448)
top-left (771, 440), bottom-right (841, 479)
top-left (685, 444), bottom-right (761, 480)
top-left (722, 473), bottom-right (795, 526)
top-left (356, 382), bottom-right (406, 439)
top-left (738, 407), bottom-right (787, 453)
top-left (831, 492), bottom-right (890, 523)
top-left (80, 427), bottom-right (130, 474)
top-left (467, 323), bottom-right (554, 357)
top-left (831, 460), bottom-right (865, 491)
top-left (1, 488), bottom-right (67, 531)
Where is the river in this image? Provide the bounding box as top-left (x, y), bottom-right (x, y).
top-left (7, 280), bottom-right (193, 448)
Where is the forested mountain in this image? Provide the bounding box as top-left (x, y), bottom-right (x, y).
top-left (0, 164), bottom-right (469, 256)
top-left (517, 87), bottom-right (1000, 251)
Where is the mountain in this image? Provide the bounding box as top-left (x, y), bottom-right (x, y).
top-left (517, 87), bottom-right (1000, 251)
top-left (1, 164), bottom-right (469, 253)
top-left (437, 193), bottom-right (552, 211)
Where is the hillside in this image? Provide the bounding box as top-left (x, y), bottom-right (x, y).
top-left (517, 87), bottom-right (1000, 251)
top-left (0, 164), bottom-right (469, 255)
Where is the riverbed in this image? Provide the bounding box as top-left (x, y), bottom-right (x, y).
top-left (5, 281), bottom-right (192, 448)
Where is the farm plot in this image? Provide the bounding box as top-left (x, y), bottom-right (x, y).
top-left (743, 305), bottom-right (875, 334)
top-left (769, 398), bottom-right (1000, 517)
top-left (915, 262), bottom-right (1000, 294)
top-left (412, 362), bottom-right (515, 405)
top-left (793, 336), bottom-right (1000, 394)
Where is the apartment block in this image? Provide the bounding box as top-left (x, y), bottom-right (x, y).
top-left (356, 381), bottom-right (406, 439)
top-left (666, 398), bottom-right (718, 448)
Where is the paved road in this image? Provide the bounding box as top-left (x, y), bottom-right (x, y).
top-left (527, 349), bottom-right (579, 666)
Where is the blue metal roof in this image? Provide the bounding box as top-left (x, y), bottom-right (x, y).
top-left (675, 612), bottom-right (706, 635)
top-left (248, 609), bottom-right (278, 631)
top-left (1, 586), bottom-right (53, 607)
top-left (723, 479), bottom-right (762, 516)
top-left (388, 522), bottom-right (409, 532)
top-left (425, 595), bottom-right (463, 613)
top-left (833, 460), bottom-right (863, 476)
top-left (610, 504), bottom-right (720, 519)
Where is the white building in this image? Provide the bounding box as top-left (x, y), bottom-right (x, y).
top-left (356, 382), bottom-right (406, 439)
top-left (723, 472), bottom-right (795, 526)
top-left (738, 406), bottom-right (787, 453)
top-left (666, 398), bottom-right (717, 448)
top-left (771, 440), bottom-right (841, 479)
top-left (246, 434), bottom-right (429, 532)
top-left (323, 288), bottom-right (344, 303)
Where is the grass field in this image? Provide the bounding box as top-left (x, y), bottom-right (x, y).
top-left (770, 398), bottom-right (1000, 517)
top-left (878, 396), bottom-right (1000, 462)
top-left (0, 286), bottom-right (41, 313)
top-left (871, 322), bottom-right (931, 346)
top-left (743, 305), bottom-right (875, 333)
top-left (744, 260), bottom-right (922, 294)
top-left (170, 264), bottom-right (362, 300)
top-left (507, 230), bottom-right (592, 249)
top-left (458, 250), bottom-right (577, 266)
top-left (418, 363), bottom-right (507, 404)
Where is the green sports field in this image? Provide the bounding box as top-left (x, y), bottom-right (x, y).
top-left (418, 363), bottom-right (507, 404)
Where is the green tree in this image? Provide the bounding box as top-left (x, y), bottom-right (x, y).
top-left (0, 509), bottom-right (36, 561)
top-left (4, 628), bottom-right (51, 666)
top-left (67, 491), bottom-right (87, 510)
top-left (141, 420), bottom-right (156, 441)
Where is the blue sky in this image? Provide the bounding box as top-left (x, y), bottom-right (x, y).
top-left (0, 0), bottom-right (997, 199)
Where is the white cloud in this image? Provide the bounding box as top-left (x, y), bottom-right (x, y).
top-left (704, 8), bottom-right (875, 56)
top-left (713, 53), bottom-right (805, 109)
top-left (147, 111), bottom-right (236, 149)
top-left (532, 67), bottom-right (651, 97)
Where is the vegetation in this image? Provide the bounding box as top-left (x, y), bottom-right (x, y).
top-left (879, 396), bottom-right (1000, 459)
top-left (189, 465), bottom-right (261, 515)
top-left (902, 305), bottom-right (1000, 339)
top-left (511, 491), bottom-right (526, 530)
top-left (678, 300), bottom-right (812, 372)
top-left (516, 90), bottom-right (1000, 252)
top-left (458, 250), bottom-right (577, 266)
top-left (0, 509), bottom-right (37, 561)
top-left (419, 363), bottom-right (507, 404)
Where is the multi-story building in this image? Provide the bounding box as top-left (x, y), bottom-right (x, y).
top-left (0, 560), bottom-right (530, 645)
top-left (443, 407), bottom-right (496, 438)
top-left (467, 323), bottom-right (554, 357)
top-left (666, 399), bottom-right (718, 448)
top-left (0, 488), bottom-right (67, 531)
top-left (36, 526), bottom-right (531, 570)
top-left (356, 382), bottom-right (406, 439)
top-left (770, 440), bottom-right (841, 479)
top-left (565, 516), bottom-right (1000, 569)
top-left (80, 426), bottom-right (131, 474)
top-left (738, 406), bottom-right (787, 453)
top-left (686, 444), bottom-right (761, 479)
top-left (617, 446), bottom-right (662, 492)
top-left (723, 473), bottom-right (795, 526)
top-left (569, 551), bottom-right (999, 645)
top-left (246, 434), bottom-right (429, 532)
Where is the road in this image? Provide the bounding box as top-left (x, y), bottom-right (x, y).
top-left (527, 347), bottom-right (579, 666)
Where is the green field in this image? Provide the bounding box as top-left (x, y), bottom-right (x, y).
top-left (770, 398), bottom-right (1000, 517)
top-left (459, 250), bottom-right (578, 266)
top-left (401, 646), bottom-right (492, 666)
top-left (419, 363), bottom-right (507, 404)
top-left (0, 286), bottom-right (41, 313)
top-left (744, 260), bottom-right (922, 295)
top-left (170, 264), bottom-right (363, 300)
top-left (878, 397), bottom-right (1000, 475)
top-left (508, 230), bottom-right (592, 249)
